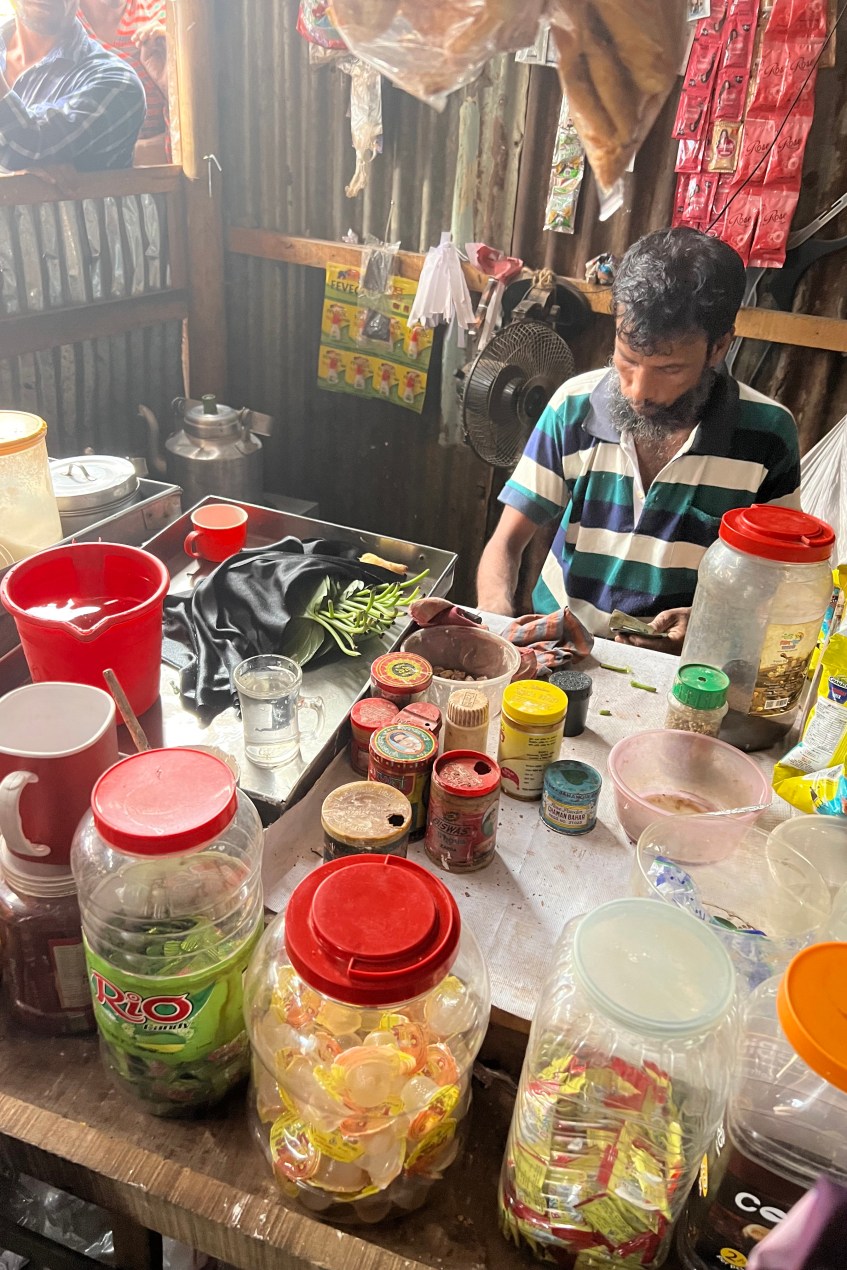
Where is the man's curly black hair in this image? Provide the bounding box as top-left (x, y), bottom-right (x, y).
top-left (611, 227), bottom-right (746, 357)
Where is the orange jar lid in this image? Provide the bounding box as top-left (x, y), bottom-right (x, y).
top-left (777, 943), bottom-right (847, 1093)
top-left (0, 412), bottom-right (47, 456)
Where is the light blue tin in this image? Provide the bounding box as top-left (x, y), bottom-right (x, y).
top-left (541, 760), bottom-right (602, 835)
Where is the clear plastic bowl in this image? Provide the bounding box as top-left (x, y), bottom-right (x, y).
top-left (607, 729), bottom-right (771, 842)
top-left (401, 627), bottom-right (520, 720)
top-left (768, 816), bottom-right (847, 895)
top-left (633, 814), bottom-right (831, 992)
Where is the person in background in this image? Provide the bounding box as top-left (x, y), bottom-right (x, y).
top-left (476, 227), bottom-right (801, 653)
top-left (78, 0), bottom-right (168, 165)
top-left (0, 0), bottom-right (143, 170)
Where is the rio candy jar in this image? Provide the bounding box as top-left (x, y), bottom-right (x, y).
top-left (243, 854), bottom-right (490, 1224)
top-left (500, 899), bottom-right (737, 1268)
top-left (71, 748), bottom-right (264, 1116)
top-left (368, 723), bottom-right (437, 840)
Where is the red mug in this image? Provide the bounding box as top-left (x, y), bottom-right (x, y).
top-left (183, 504), bottom-right (248, 562)
top-left (0, 682), bottom-right (118, 870)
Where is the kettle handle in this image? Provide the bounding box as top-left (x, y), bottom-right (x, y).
top-left (0, 772), bottom-right (51, 858)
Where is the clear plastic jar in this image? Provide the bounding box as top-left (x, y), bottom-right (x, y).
top-left (0, 412), bottom-right (62, 565)
top-left (244, 854), bottom-right (490, 1224)
top-left (500, 898), bottom-right (737, 1268)
top-left (0, 845), bottom-right (94, 1037)
top-left (678, 942), bottom-right (847, 1269)
top-left (681, 507), bottom-right (834, 751)
top-left (71, 748), bottom-right (264, 1116)
top-left (664, 665), bottom-right (729, 738)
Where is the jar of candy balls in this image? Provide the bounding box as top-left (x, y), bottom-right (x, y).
top-left (500, 899), bottom-right (738, 1268)
top-left (72, 748), bottom-right (264, 1117)
top-left (244, 854), bottom-right (490, 1224)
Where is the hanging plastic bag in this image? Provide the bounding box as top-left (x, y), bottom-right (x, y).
top-left (546, 0), bottom-right (689, 217)
top-left (330, 0), bottom-right (546, 109)
top-left (338, 57), bottom-right (383, 197)
top-left (801, 414), bottom-right (847, 565)
top-left (407, 232), bottom-right (475, 344)
top-left (356, 235), bottom-right (400, 347)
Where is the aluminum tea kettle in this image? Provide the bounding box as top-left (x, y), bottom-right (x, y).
top-left (139, 395), bottom-right (273, 506)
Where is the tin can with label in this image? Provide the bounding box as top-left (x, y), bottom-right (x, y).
top-left (368, 724), bottom-right (438, 840)
top-left (425, 750), bottom-right (501, 873)
top-left (541, 760), bottom-right (602, 835)
top-left (370, 652), bottom-right (433, 709)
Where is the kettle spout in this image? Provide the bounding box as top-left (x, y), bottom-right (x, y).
top-left (138, 404), bottom-right (167, 478)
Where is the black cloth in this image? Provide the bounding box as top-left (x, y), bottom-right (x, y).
top-left (163, 537), bottom-right (397, 714)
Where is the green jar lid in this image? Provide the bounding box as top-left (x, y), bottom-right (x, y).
top-left (672, 664), bottom-right (730, 711)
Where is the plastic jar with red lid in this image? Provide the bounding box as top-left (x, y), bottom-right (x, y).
top-left (71, 747), bottom-right (264, 1116)
top-left (243, 854), bottom-right (490, 1223)
top-left (370, 652), bottom-right (433, 708)
top-left (424, 751), bottom-right (501, 873)
top-left (680, 505), bottom-right (835, 751)
top-left (349, 698), bottom-right (399, 775)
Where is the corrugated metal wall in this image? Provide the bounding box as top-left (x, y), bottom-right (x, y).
top-left (216, 0), bottom-right (530, 600)
top-left (0, 194), bottom-right (183, 459)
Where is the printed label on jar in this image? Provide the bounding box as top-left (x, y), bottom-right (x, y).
top-left (499, 721), bottom-right (560, 797)
top-left (751, 620), bottom-right (820, 716)
top-left (84, 926), bottom-right (260, 1067)
top-left (681, 1128), bottom-right (806, 1268)
top-left (49, 937), bottom-right (92, 1011)
top-left (425, 801), bottom-right (498, 870)
top-left (541, 793), bottom-right (597, 834)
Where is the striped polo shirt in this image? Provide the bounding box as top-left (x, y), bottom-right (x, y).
top-left (500, 367), bottom-right (801, 635)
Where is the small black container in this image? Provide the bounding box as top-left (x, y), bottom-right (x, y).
top-left (550, 670), bottom-right (593, 737)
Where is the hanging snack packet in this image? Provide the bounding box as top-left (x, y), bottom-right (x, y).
top-left (545, 96), bottom-right (585, 234)
top-left (748, 185), bottom-right (799, 269)
top-left (547, 0), bottom-right (689, 215)
top-left (774, 601), bottom-right (847, 815)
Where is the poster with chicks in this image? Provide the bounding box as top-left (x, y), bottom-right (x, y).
top-left (317, 264), bottom-right (433, 413)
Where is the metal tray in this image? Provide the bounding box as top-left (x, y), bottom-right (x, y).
top-left (0, 496), bottom-right (455, 818)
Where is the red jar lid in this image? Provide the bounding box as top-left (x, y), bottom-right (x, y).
top-left (435, 751), bottom-right (500, 798)
top-left (284, 855), bottom-right (461, 1006)
top-left (719, 505), bottom-right (835, 563)
top-left (370, 652), bottom-right (432, 695)
top-left (396, 701), bottom-right (443, 734)
top-left (350, 697), bottom-right (399, 735)
top-left (92, 748), bottom-right (237, 855)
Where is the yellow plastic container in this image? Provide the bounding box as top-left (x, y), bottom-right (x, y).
top-left (497, 680), bottom-right (568, 801)
top-left (0, 413), bottom-right (62, 564)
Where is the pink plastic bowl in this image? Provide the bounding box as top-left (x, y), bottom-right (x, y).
top-left (607, 729), bottom-right (770, 842)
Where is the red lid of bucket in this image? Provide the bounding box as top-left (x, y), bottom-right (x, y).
top-left (284, 855), bottom-right (460, 1006)
top-left (719, 506), bottom-right (835, 563)
top-left (92, 748), bottom-right (237, 855)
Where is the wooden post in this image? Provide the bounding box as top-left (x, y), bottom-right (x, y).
top-left (173, 0), bottom-right (228, 399)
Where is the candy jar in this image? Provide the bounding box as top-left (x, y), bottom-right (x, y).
top-left (500, 899), bottom-right (737, 1267)
top-left (244, 854), bottom-right (490, 1223)
top-left (71, 749), bottom-right (264, 1116)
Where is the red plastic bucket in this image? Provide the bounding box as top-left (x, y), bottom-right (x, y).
top-left (0, 543), bottom-right (169, 716)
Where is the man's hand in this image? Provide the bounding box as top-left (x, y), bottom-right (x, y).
top-left (133, 19), bottom-right (168, 95)
top-left (476, 506), bottom-right (538, 618)
top-left (614, 607), bottom-right (691, 656)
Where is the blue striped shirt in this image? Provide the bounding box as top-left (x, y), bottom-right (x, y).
top-left (0, 18), bottom-right (145, 171)
top-left (500, 367), bottom-right (801, 635)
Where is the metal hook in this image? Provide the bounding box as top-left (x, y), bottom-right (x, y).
top-left (202, 153), bottom-right (222, 199)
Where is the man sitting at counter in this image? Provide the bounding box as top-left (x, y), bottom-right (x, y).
top-left (0, 0), bottom-right (144, 172)
top-left (476, 227), bottom-right (801, 654)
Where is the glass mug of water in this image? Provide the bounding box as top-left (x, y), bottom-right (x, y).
top-left (233, 655), bottom-right (325, 769)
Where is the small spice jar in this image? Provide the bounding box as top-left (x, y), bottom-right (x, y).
top-left (368, 724), bottom-right (438, 840)
top-left (321, 781), bottom-right (412, 862)
top-left (541, 760), bottom-right (602, 835)
top-left (396, 701), bottom-right (443, 740)
top-left (665, 665), bottom-right (730, 738)
top-left (550, 670), bottom-right (593, 738)
top-left (498, 680), bottom-right (568, 801)
top-left (443, 689), bottom-right (490, 755)
top-left (425, 751), bottom-right (501, 873)
top-left (370, 652), bottom-right (433, 709)
top-left (349, 698), bottom-right (399, 775)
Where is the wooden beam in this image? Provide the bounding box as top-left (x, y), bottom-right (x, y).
top-left (227, 227), bottom-right (847, 355)
top-left (173, 1), bottom-right (227, 400)
top-left (0, 165), bottom-right (181, 207)
top-left (227, 226), bottom-right (490, 292)
top-left (0, 290), bottom-right (188, 359)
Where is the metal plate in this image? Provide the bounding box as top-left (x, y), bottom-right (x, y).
top-left (140, 498), bottom-right (454, 815)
